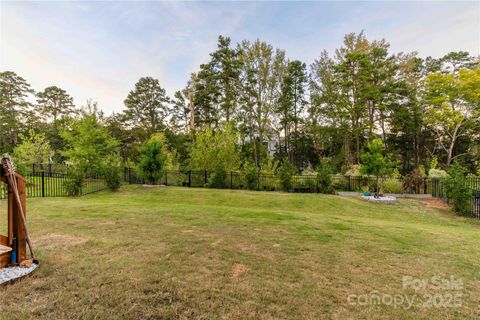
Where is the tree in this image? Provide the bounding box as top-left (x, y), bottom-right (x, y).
top-left (360, 138), bottom-right (393, 193)
top-left (61, 103), bottom-right (119, 174)
top-left (238, 39), bottom-right (286, 165)
top-left (138, 133), bottom-right (176, 184)
top-left (189, 122), bottom-right (239, 172)
top-left (210, 35), bottom-right (242, 122)
top-left (310, 33), bottom-right (396, 166)
top-left (169, 90), bottom-right (190, 133)
top-left (277, 60), bottom-right (308, 163)
top-left (440, 51), bottom-right (476, 75)
top-left (388, 53), bottom-right (425, 173)
top-left (124, 77), bottom-right (170, 138)
top-left (36, 86), bottom-right (75, 123)
top-left (13, 129), bottom-right (54, 173)
top-left (0, 71), bottom-right (34, 151)
top-left (424, 68), bottom-right (480, 166)
top-left (191, 63), bottom-right (221, 129)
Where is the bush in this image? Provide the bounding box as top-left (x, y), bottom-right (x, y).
top-left (360, 139), bottom-right (394, 193)
top-left (207, 168), bottom-right (227, 188)
top-left (428, 168), bottom-right (449, 178)
top-left (445, 164), bottom-right (471, 215)
top-left (382, 178), bottom-right (403, 194)
top-left (104, 155), bottom-right (122, 191)
top-left (345, 165), bottom-right (361, 176)
top-left (297, 176), bottom-right (317, 192)
top-left (278, 159), bottom-right (295, 192)
top-left (138, 134), bottom-right (170, 184)
top-left (243, 161), bottom-right (258, 190)
top-left (64, 170), bottom-right (84, 196)
top-left (316, 160), bottom-right (333, 194)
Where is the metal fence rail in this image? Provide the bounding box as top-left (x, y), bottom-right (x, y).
top-left (123, 168), bottom-right (480, 219)
top-left (0, 170), bottom-right (108, 199)
top-left (1, 166), bottom-right (478, 219)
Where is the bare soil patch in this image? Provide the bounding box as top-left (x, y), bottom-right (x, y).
top-left (230, 263), bottom-right (248, 278)
top-left (35, 234), bottom-right (87, 249)
top-left (423, 199), bottom-right (449, 209)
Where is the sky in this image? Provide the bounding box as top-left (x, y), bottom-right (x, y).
top-left (1, 1), bottom-right (479, 115)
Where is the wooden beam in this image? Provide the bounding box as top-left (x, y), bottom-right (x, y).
top-left (0, 235), bottom-right (8, 246)
top-left (12, 176), bottom-right (27, 263)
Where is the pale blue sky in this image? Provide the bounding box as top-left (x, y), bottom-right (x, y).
top-left (1, 1), bottom-right (478, 114)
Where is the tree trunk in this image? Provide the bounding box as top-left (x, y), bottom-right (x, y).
top-left (189, 95), bottom-right (195, 132)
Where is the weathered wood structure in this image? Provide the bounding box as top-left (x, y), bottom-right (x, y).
top-left (0, 163), bottom-right (27, 268)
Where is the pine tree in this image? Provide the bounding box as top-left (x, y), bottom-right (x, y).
top-left (124, 77), bottom-right (170, 138)
top-left (0, 71), bottom-right (34, 151)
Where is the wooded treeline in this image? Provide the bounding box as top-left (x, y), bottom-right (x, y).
top-left (1, 32), bottom-right (479, 176)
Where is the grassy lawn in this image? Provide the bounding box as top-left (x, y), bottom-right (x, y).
top-left (1, 186), bottom-right (479, 319)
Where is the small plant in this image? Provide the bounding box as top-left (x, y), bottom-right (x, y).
top-left (207, 167), bottom-right (227, 188)
top-left (64, 169), bottom-right (84, 196)
top-left (382, 179), bottom-right (403, 194)
top-left (103, 154), bottom-right (122, 191)
top-left (243, 161), bottom-right (258, 190)
top-left (277, 159), bottom-right (296, 192)
top-left (316, 160), bottom-right (333, 194)
top-left (428, 168), bottom-right (449, 178)
top-left (445, 164), bottom-right (472, 215)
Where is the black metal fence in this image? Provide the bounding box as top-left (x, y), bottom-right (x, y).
top-left (123, 168), bottom-right (480, 219)
top-left (1, 166), bottom-right (478, 219)
top-left (0, 170), bottom-right (108, 199)
top-left (428, 177), bottom-right (480, 219)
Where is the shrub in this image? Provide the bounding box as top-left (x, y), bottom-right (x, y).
top-left (260, 157), bottom-right (279, 175)
top-left (294, 176), bottom-right (316, 192)
top-left (243, 161), bottom-right (258, 190)
top-left (207, 168), bottom-right (227, 188)
top-left (104, 154), bottom-right (122, 191)
top-left (64, 170), bottom-right (84, 196)
top-left (382, 178), bottom-right (403, 194)
top-left (278, 159), bottom-right (295, 192)
top-left (316, 160), bottom-right (333, 194)
top-left (345, 164), bottom-right (361, 176)
top-left (190, 123), bottom-right (239, 172)
top-left (359, 139), bottom-right (394, 193)
top-left (428, 168), bottom-right (449, 178)
top-left (138, 133), bottom-right (170, 184)
top-left (445, 164), bottom-right (471, 215)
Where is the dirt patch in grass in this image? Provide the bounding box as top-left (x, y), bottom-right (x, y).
top-left (230, 263), bottom-right (248, 278)
top-left (35, 234), bottom-right (88, 249)
top-left (423, 199), bottom-right (449, 209)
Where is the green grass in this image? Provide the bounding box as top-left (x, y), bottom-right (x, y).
top-left (1, 186), bottom-right (479, 319)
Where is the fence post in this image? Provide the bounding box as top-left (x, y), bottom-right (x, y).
top-left (204, 170), bottom-right (207, 185)
top-left (230, 171), bottom-right (233, 189)
top-left (41, 171), bottom-right (45, 197)
top-left (189, 170), bottom-right (191, 187)
top-left (165, 171), bottom-right (168, 186)
top-left (348, 176), bottom-right (351, 192)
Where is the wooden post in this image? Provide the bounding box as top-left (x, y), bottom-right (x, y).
top-left (12, 176), bottom-right (27, 263)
